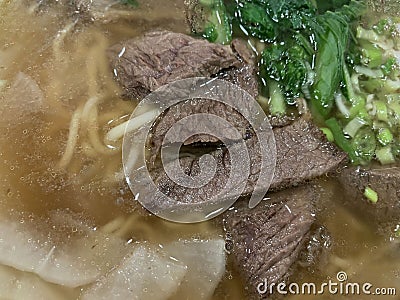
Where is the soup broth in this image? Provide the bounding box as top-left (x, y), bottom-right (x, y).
top-left (0, 1), bottom-right (399, 299)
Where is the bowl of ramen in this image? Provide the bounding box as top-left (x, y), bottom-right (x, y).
top-left (0, 0), bottom-right (399, 299)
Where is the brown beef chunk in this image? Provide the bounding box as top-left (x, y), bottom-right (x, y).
top-left (107, 31), bottom-right (259, 99)
top-left (338, 166), bottom-right (400, 223)
top-left (147, 117), bottom-right (347, 211)
top-left (224, 186), bottom-right (316, 298)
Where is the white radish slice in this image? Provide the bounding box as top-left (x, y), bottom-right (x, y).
top-left (0, 213), bottom-right (127, 288)
top-left (81, 245), bottom-right (187, 300)
top-left (164, 239), bottom-right (226, 300)
top-left (0, 264), bottom-right (77, 300)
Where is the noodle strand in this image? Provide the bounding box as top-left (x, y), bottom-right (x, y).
top-left (57, 106), bottom-right (83, 170)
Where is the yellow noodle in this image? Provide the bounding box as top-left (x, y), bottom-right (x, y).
top-left (86, 52), bottom-right (99, 98)
top-left (98, 111), bottom-right (130, 125)
top-left (57, 106), bottom-right (83, 170)
top-left (86, 100), bottom-right (118, 155)
top-left (52, 19), bottom-right (78, 64)
top-left (105, 109), bottom-right (159, 143)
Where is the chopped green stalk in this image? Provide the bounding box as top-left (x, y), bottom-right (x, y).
top-left (349, 97), bottom-right (366, 117)
top-left (383, 79), bottom-right (400, 94)
top-left (343, 64), bottom-right (366, 117)
top-left (360, 41), bottom-right (383, 68)
top-left (361, 78), bottom-right (384, 93)
top-left (325, 118), bottom-right (358, 163)
top-left (377, 127), bottom-right (393, 146)
top-left (374, 101), bottom-right (388, 122)
top-left (268, 80), bottom-right (286, 116)
top-left (320, 127), bottom-right (334, 142)
top-left (356, 107), bottom-right (371, 122)
top-left (364, 187), bottom-right (378, 203)
top-left (343, 117), bottom-right (366, 138)
top-left (343, 63), bottom-right (356, 101)
top-left (354, 65), bottom-right (384, 78)
top-left (351, 73), bottom-right (361, 93)
top-left (334, 92), bottom-right (351, 118)
top-left (351, 127), bottom-right (376, 165)
top-left (376, 146), bottom-right (395, 164)
top-left (373, 18), bottom-right (397, 36)
top-left (356, 26), bottom-right (383, 43)
top-left (387, 100), bottom-right (400, 119)
top-left (381, 57), bottom-right (397, 76)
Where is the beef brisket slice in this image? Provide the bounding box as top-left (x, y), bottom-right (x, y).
top-left (148, 98), bottom-right (255, 166)
top-left (107, 31), bottom-right (258, 99)
top-left (148, 117), bottom-right (346, 208)
top-left (224, 186), bottom-right (315, 298)
top-left (338, 166), bottom-right (400, 222)
top-left (271, 116), bottom-right (347, 190)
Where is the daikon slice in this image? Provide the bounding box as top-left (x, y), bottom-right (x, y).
top-left (0, 264), bottom-right (77, 300)
top-left (0, 213), bottom-right (127, 288)
top-left (165, 239), bottom-right (226, 300)
top-left (81, 245), bottom-right (187, 300)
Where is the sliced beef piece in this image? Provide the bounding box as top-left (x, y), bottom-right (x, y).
top-left (148, 135), bottom-right (262, 214)
top-left (223, 186), bottom-right (316, 298)
top-left (271, 116), bottom-right (347, 190)
top-left (107, 31), bottom-right (258, 99)
top-left (147, 98), bottom-right (255, 166)
top-left (147, 117), bottom-right (346, 212)
top-left (337, 166), bottom-right (400, 223)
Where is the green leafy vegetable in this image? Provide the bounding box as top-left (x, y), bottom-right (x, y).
top-left (351, 127), bottom-right (376, 165)
top-left (260, 37), bottom-right (312, 102)
top-left (311, 1), bottom-right (366, 117)
top-left (237, 2), bottom-right (276, 40)
top-left (189, 0), bottom-right (400, 166)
